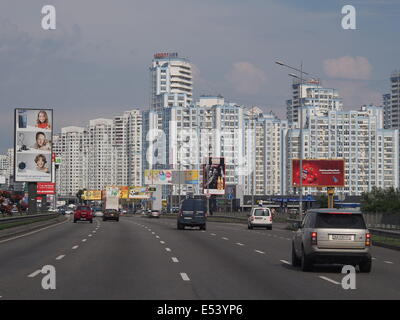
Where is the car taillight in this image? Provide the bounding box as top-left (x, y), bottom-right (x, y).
top-left (250, 216), bottom-right (254, 221)
top-left (311, 232), bottom-right (318, 245)
top-left (269, 216), bottom-right (272, 222)
top-left (365, 233), bottom-right (371, 246)
top-left (179, 210), bottom-right (183, 217)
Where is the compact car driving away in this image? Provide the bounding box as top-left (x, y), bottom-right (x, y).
top-left (291, 209), bottom-right (372, 272)
top-left (73, 205), bottom-right (93, 223)
top-left (248, 207), bottom-right (272, 230)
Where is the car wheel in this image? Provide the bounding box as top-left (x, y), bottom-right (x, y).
top-left (248, 224), bottom-right (253, 230)
top-left (301, 246), bottom-right (313, 272)
top-left (291, 243), bottom-right (301, 267)
top-left (116, 218), bottom-right (119, 222)
top-left (103, 218), bottom-right (106, 222)
top-left (90, 220), bottom-right (93, 223)
top-left (200, 225), bottom-right (206, 231)
top-left (73, 219), bottom-right (77, 223)
top-left (359, 258), bottom-right (372, 273)
top-left (177, 223), bottom-right (183, 230)
top-left (267, 226), bottom-right (272, 230)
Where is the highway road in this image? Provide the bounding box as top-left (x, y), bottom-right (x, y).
top-left (0, 215), bottom-right (399, 300)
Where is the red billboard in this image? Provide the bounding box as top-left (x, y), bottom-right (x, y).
top-left (292, 159), bottom-right (345, 187)
top-left (37, 182), bottom-right (55, 194)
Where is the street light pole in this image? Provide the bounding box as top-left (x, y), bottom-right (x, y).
top-left (275, 60), bottom-right (318, 216)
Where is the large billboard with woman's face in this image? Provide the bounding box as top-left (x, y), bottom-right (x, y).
top-left (14, 108), bottom-right (53, 182)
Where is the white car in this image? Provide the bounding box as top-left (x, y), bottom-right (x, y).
top-left (94, 210), bottom-right (104, 217)
top-left (247, 207), bottom-right (272, 230)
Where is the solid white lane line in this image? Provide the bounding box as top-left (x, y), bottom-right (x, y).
top-left (384, 261), bottom-right (394, 264)
top-left (319, 276), bottom-right (340, 285)
top-left (72, 245), bottom-right (79, 250)
top-left (56, 255), bottom-right (66, 260)
top-left (280, 260), bottom-right (290, 265)
top-left (255, 250), bottom-right (265, 254)
top-left (82, 239), bottom-right (87, 242)
top-left (222, 237), bottom-right (229, 240)
top-left (165, 248), bottom-right (171, 252)
top-left (236, 243), bottom-right (244, 246)
top-left (172, 257), bottom-right (179, 263)
top-left (0, 219), bottom-right (68, 244)
top-left (160, 241), bottom-right (165, 244)
top-left (180, 273), bottom-right (190, 281)
top-left (28, 270), bottom-right (42, 278)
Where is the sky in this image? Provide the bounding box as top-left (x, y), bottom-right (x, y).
top-left (1, 0), bottom-right (399, 153)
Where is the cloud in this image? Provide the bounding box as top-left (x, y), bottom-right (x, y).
top-left (323, 56), bottom-right (372, 80)
top-left (225, 62), bottom-right (267, 95)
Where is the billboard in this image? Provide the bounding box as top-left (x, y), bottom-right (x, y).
top-left (144, 170), bottom-right (173, 185)
top-left (292, 159), bottom-right (345, 187)
top-left (37, 182), bottom-right (55, 195)
top-left (83, 190), bottom-right (102, 200)
top-left (203, 157), bottom-right (225, 195)
top-left (129, 186), bottom-right (150, 199)
top-left (185, 170), bottom-right (199, 184)
top-left (119, 186), bottom-right (129, 199)
top-left (14, 108), bottom-right (53, 182)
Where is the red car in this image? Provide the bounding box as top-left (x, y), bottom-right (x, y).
top-left (74, 205), bottom-right (93, 223)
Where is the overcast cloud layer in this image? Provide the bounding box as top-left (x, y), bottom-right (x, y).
top-left (1, 0), bottom-right (399, 153)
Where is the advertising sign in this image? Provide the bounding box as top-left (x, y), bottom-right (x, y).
top-left (185, 170), bottom-right (199, 184)
top-left (106, 186), bottom-right (120, 197)
top-left (83, 190), bottom-right (102, 201)
top-left (37, 182), bottom-right (55, 195)
top-left (129, 186), bottom-right (150, 199)
top-left (144, 170), bottom-right (173, 185)
top-left (292, 159), bottom-right (345, 187)
top-left (14, 108), bottom-right (53, 182)
top-left (203, 157), bottom-right (225, 195)
top-left (119, 186), bottom-right (129, 199)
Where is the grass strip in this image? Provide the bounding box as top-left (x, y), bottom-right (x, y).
top-left (372, 235), bottom-right (400, 247)
top-left (0, 215), bottom-right (59, 231)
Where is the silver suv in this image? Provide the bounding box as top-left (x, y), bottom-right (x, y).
top-left (291, 209), bottom-right (372, 272)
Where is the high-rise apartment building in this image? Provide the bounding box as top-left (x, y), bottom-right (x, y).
top-left (150, 52), bottom-right (193, 110)
top-left (286, 105), bottom-right (399, 196)
top-left (287, 79), bottom-right (343, 126)
top-left (54, 126), bottom-right (87, 197)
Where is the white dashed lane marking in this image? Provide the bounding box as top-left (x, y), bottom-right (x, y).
top-left (280, 260), bottom-right (290, 265)
top-left (82, 239), bottom-right (87, 242)
top-left (88, 234), bottom-right (92, 237)
top-left (56, 255), bottom-right (65, 260)
top-left (222, 237), bottom-right (229, 240)
top-left (160, 241), bottom-right (165, 244)
top-left (236, 243), bottom-right (245, 246)
top-left (210, 233), bottom-right (216, 236)
top-left (180, 273), bottom-right (190, 281)
top-left (72, 245), bottom-right (79, 250)
top-left (384, 261), bottom-right (394, 264)
top-left (166, 248), bottom-right (171, 252)
top-left (254, 250), bottom-right (265, 254)
top-left (172, 257), bottom-right (179, 263)
top-left (319, 276), bottom-right (340, 285)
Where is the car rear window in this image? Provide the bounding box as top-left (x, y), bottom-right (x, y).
top-left (181, 200), bottom-right (205, 212)
top-left (77, 206), bottom-right (90, 211)
top-left (315, 213), bottom-right (366, 229)
top-left (253, 209), bottom-right (270, 216)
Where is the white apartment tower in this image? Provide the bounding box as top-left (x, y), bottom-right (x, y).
top-left (287, 79), bottom-right (343, 126)
top-left (150, 52), bottom-right (193, 110)
top-left (287, 105), bottom-right (399, 196)
top-left (54, 127), bottom-right (87, 197)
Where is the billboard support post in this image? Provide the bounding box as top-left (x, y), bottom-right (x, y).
top-left (327, 187), bottom-right (335, 208)
top-left (27, 182), bottom-right (37, 214)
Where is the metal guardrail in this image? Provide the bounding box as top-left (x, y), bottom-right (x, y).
top-left (0, 213), bottom-right (59, 224)
top-left (369, 228), bottom-right (400, 239)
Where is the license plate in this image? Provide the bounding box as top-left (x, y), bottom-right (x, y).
top-left (255, 217), bottom-right (263, 220)
top-left (184, 217), bottom-right (192, 220)
top-left (329, 234), bottom-right (354, 241)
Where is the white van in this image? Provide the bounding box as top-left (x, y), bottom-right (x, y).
top-left (248, 207), bottom-right (272, 230)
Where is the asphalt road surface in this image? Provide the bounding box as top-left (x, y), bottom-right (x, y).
top-left (0, 215), bottom-right (399, 300)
